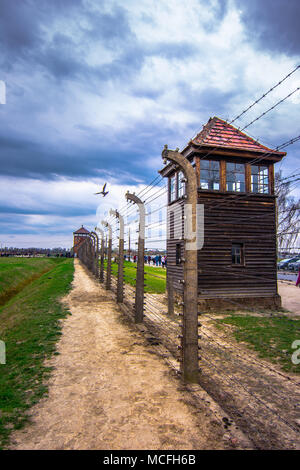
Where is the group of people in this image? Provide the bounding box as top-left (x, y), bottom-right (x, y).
top-left (124, 253), bottom-right (167, 268)
top-left (145, 254), bottom-right (167, 268)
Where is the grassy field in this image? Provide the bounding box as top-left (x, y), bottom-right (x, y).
top-left (217, 314), bottom-right (300, 373)
top-left (0, 258), bottom-right (74, 449)
top-left (107, 260), bottom-right (166, 293)
top-left (0, 257), bottom-right (64, 306)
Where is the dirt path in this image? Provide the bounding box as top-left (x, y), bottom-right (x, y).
top-left (9, 260), bottom-right (226, 450)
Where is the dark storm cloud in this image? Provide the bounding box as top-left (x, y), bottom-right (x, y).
top-left (37, 5), bottom-right (144, 82)
top-left (0, 0), bottom-right (296, 188)
top-left (35, 33), bottom-right (86, 80)
top-left (0, 204), bottom-right (95, 218)
top-left (0, 123), bottom-right (171, 182)
top-left (235, 0), bottom-right (300, 56)
top-left (176, 83), bottom-right (241, 118)
top-left (0, 0), bottom-right (83, 64)
top-left (82, 5), bottom-right (135, 48)
top-left (0, 0), bottom-right (199, 89)
top-left (0, 216), bottom-right (61, 236)
top-left (0, 0), bottom-right (142, 82)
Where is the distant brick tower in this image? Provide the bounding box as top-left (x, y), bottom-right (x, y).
top-left (73, 226), bottom-right (90, 256)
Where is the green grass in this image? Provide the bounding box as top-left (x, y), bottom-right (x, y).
top-left (0, 257), bottom-right (64, 306)
top-left (218, 315), bottom-right (300, 373)
top-left (105, 260), bottom-right (166, 293)
top-left (0, 258), bottom-right (74, 449)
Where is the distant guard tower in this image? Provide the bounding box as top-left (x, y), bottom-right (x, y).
top-left (160, 117), bottom-right (286, 309)
top-left (73, 226), bottom-right (90, 256)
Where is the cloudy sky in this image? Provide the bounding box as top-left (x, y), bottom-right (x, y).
top-left (0, 0), bottom-right (299, 249)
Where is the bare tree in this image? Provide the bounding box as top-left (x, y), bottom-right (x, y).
top-left (275, 170), bottom-right (300, 254)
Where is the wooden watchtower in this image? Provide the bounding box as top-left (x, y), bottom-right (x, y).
top-left (160, 117), bottom-right (286, 309)
top-left (73, 226), bottom-right (90, 256)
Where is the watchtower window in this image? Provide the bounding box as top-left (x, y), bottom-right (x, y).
top-left (226, 163), bottom-right (245, 192)
top-left (232, 243), bottom-right (244, 265)
top-left (178, 171), bottom-right (185, 197)
top-left (170, 175), bottom-right (176, 202)
top-left (200, 160), bottom-right (220, 190)
top-left (251, 165), bottom-right (269, 194)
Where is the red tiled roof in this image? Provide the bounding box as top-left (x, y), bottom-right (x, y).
top-left (191, 117), bottom-right (286, 155)
top-left (73, 226), bottom-right (90, 235)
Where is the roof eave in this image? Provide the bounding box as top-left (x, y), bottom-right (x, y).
top-left (189, 143), bottom-right (286, 161)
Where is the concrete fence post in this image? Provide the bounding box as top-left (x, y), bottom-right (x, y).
top-left (125, 191), bottom-right (145, 323)
top-left (162, 145), bottom-right (199, 383)
top-left (87, 234), bottom-right (93, 272)
top-left (102, 220), bottom-right (112, 290)
top-left (95, 226), bottom-right (105, 282)
top-left (90, 231), bottom-right (99, 277)
top-left (109, 209), bottom-right (124, 303)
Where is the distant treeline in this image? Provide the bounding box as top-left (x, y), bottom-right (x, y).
top-left (0, 247), bottom-right (73, 257)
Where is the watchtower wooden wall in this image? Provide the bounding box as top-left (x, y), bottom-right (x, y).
top-left (160, 117), bottom-right (286, 308)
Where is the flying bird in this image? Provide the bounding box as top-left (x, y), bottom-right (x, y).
top-left (94, 183), bottom-right (109, 197)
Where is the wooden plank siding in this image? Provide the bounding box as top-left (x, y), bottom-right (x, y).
top-left (197, 191), bottom-right (278, 298)
top-left (162, 155), bottom-right (281, 303)
top-left (166, 188), bottom-right (278, 299)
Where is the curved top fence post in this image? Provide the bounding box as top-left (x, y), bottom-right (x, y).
top-left (110, 209), bottom-right (124, 303)
top-left (109, 209), bottom-right (124, 241)
top-left (95, 226), bottom-right (104, 240)
top-left (90, 231), bottom-right (99, 277)
top-left (125, 191), bottom-right (145, 323)
top-left (161, 145), bottom-right (199, 383)
top-left (101, 220), bottom-right (112, 290)
top-left (125, 191), bottom-right (145, 241)
top-left (101, 220), bottom-right (112, 240)
top-left (95, 226), bottom-right (105, 282)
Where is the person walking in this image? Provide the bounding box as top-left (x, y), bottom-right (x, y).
top-left (296, 267), bottom-right (300, 288)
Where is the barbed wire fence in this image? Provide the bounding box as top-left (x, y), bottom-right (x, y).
top-left (77, 162), bottom-right (300, 449)
top-left (77, 153), bottom-right (300, 449)
top-left (75, 64), bottom-right (300, 448)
